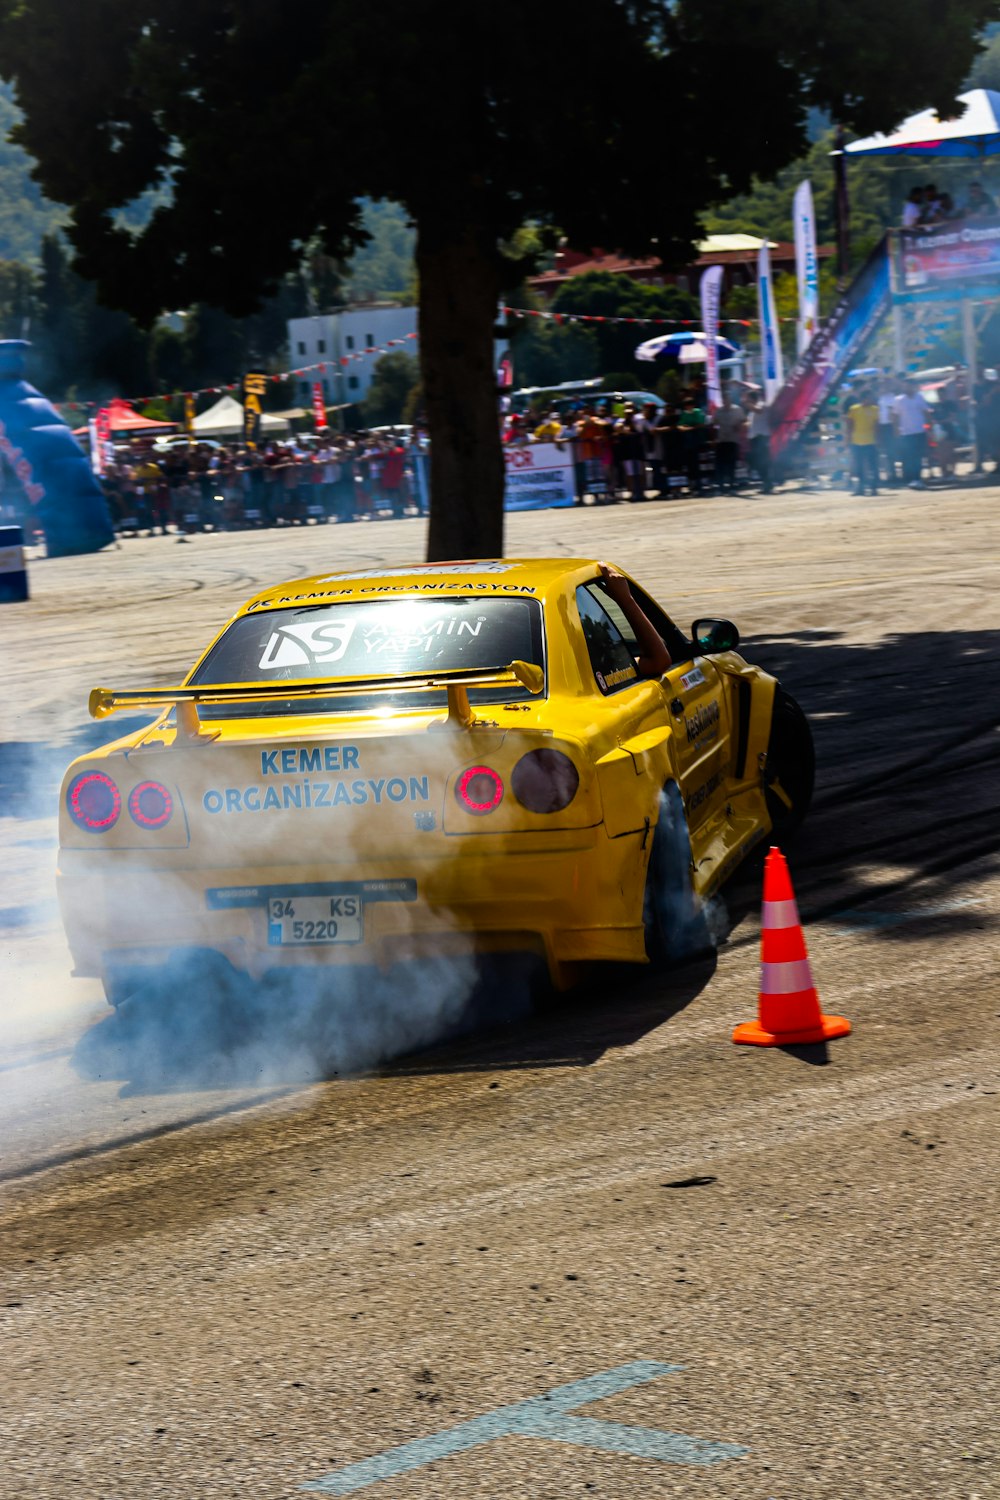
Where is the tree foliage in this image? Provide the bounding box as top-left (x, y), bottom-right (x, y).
top-left (967, 27), bottom-right (1000, 88)
top-left (345, 202), bottom-right (416, 304)
top-left (0, 82), bottom-right (65, 262)
top-left (2, 0), bottom-right (997, 555)
top-left (507, 273), bottom-right (700, 388)
top-left (360, 351), bottom-right (421, 426)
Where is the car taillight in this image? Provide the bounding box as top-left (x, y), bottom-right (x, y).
top-left (456, 765), bottom-right (504, 815)
top-left (128, 780), bottom-right (173, 829)
top-left (511, 749), bottom-right (580, 813)
top-left (67, 771), bottom-right (121, 832)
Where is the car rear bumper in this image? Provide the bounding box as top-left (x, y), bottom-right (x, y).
top-left (58, 829), bottom-right (649, 992)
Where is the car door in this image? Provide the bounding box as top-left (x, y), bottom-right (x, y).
top-left (574, 582), bottom-right (678, 838)
top-left (601, 579), bottom-right (734, 839)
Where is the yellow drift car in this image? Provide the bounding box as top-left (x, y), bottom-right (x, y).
top-left (58, 559), bottom-right (813, 1003)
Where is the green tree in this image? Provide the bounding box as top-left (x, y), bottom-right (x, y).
top-left (360, 351), bottom-right (421, 425)
top-left (29, 233), bottom-right (153, 400)
top-left (510, 318), bottom-right (601, 388)
top-left (549, 274), bottom-right (700, 379)
top-left (346, 202), bottom-right (416, 303)
top-left (0, 82), bottom-right (65, 261)
top-left (0, 258), bottom-right (39, 337)
top-left (967, 27), bottom-right (1000, 87)
top-left (1, 1), bottom-right (995, 557)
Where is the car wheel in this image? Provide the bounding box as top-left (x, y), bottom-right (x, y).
top-left (764, 688), bottom-right (815, 839)
top-left (643, 783), bottom-right (710, 967)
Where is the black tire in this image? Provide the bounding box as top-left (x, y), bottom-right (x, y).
top-left (643, 783), bottom-right (711, 967)
top-left (764, 688), bottom-right (815, 839)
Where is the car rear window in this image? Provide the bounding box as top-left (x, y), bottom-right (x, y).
top-left (189, 597), bottom-right (545, 716)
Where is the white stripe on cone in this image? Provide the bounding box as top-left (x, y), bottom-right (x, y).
top-left (760, 956), bottom-right (815, 995)
top-left (761, 898), bottom-right (801, 930)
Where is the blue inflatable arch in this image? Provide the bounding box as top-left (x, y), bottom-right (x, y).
top-left (0, 340), bottom-right (114, 557)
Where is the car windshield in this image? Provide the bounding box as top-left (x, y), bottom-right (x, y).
top-left (189, 597), bottom-right (546, 717)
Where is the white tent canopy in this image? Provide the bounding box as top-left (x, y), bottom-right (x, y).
top-left (192, 394), bottom-right (290, 437)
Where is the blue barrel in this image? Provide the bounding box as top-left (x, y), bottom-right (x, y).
top-left (0, 524), bottom-right (28, 602)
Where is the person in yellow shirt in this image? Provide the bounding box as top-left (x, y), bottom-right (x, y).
top-left (533, 410), bottom-right (564, 443)
top-left (845, 386), bottom-right (880, 496)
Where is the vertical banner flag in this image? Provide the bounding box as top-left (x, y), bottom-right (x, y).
top-left (699, 265), bottom-right (724, 409)
top-left (312, 381), bottom-right (327, 431)
top-left (757, 242), bottom-right (784, 403)
top-left (794, 179), bottom-right (820, 355)
top-left (242, 371), bottom-right (267, 449)
top-left (93, 406), bottom-right (112, 477)
top-left (184, 394), bottom-right (196, 439)
top-left (88, 418), bottom-right (103, 476)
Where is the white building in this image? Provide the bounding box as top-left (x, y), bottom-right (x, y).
top-left (287, 304), bottom-right (419, 407)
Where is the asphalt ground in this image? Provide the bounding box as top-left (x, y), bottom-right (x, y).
top-left (1, 481), bottom-right (998, 1499)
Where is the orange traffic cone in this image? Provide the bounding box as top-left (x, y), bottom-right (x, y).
top-left (733, 847), bottom-right (851, 1047)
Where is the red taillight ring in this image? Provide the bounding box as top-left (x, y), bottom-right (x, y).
top-left (128, 780), bottom-right (173, 829)
top-left (456, 765), bottom-right (504, 815)
top-left (67, 770), bottom-right (121, 832)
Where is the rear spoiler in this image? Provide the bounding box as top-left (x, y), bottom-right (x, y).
top-left (89, 660), bottom-right (545, 740)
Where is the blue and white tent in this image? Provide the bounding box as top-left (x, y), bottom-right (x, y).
top-left (845, 89), bottom-right (1000, 158)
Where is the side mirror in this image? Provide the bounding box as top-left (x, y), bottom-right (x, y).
top-left (691, 617), bottom-right (740, 653)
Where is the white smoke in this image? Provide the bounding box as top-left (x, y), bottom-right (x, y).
top-left (70, 946), bottom-right (539, 1092)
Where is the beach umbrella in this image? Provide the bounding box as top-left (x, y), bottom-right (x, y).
top-left (635, 330), bottom-right (742, 364)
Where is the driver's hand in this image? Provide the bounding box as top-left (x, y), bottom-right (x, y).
top-left (599, 562), bottom-right (632, 604)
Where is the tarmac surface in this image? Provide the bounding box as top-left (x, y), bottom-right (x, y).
top-left (1, 481), bottom-right (998, 1498)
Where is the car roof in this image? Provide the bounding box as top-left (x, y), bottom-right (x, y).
top-left (237, 558), bottom-right (605, 615)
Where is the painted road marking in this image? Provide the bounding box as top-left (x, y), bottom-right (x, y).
top-left (831, 898), bottom-right (985, 930)
top-left (301, 1360), bottom-right (748, 1494)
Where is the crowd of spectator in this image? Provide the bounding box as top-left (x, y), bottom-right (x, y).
top-left (81, 384), bottom-right (784, 539)
top-left (501, 382), bottom-right (775, 502)
top-left (6, 370), bottom-right (998, 549)
top-left (96, 430), bottom-right (428, 536)
top-left (901, 179), bottom-right (996, 231)
top-left (838, 365), bottom-right (1000, 491)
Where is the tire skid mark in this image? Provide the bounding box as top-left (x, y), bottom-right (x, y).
top-left (812, 711), bottom-right (1000, 809)
top-left (0, 1085), bottom-right (300, 1186)
top-left (189, 1049), bottom-right (1000, 1257)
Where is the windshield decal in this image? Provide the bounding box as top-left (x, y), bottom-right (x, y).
top-left (247, 582), bottom-right (535, 610)
top-left (258, 620), bottom-right (357, 670)
top-left (362, 616), bottom-right (484, 655)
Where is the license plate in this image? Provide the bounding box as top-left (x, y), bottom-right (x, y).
top-left (267, 892), bottom-right (363, 946)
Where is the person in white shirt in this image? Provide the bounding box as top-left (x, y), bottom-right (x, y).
top-left (893, 378), bottom-right (930, 487)
top-left (877, 375), bottom-right (901, 483)
top-left (745, 393), bottom-right (773, 494)
top-left (713, 388), bottom-right (747, 493)
top-left (902, 187), bottom-right (925, 231)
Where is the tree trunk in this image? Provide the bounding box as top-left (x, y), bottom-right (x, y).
top-left (416, 219), bottom-right (505, 561)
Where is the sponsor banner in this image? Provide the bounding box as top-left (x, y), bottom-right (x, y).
top-left (757, 242), bottom-right (784, 403)
top-left (242, 370), bottom-right (267, 449)
top-left (898, 216), bottom-right (1000, 294)
top-left (794, 179), bottom-right (820, 355)
top-left (503, 441), bottom-right (576, 511)
top-left (769, 235), bottom-right (891, 461)
top-left (700, 265), bottom-right (724, 410)
top-left (88, 418), bottom-right (103, 476)
top-left (184, 394), bottom-right (196, 436)
top-left (312, 381), bottom-right (327, 430)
